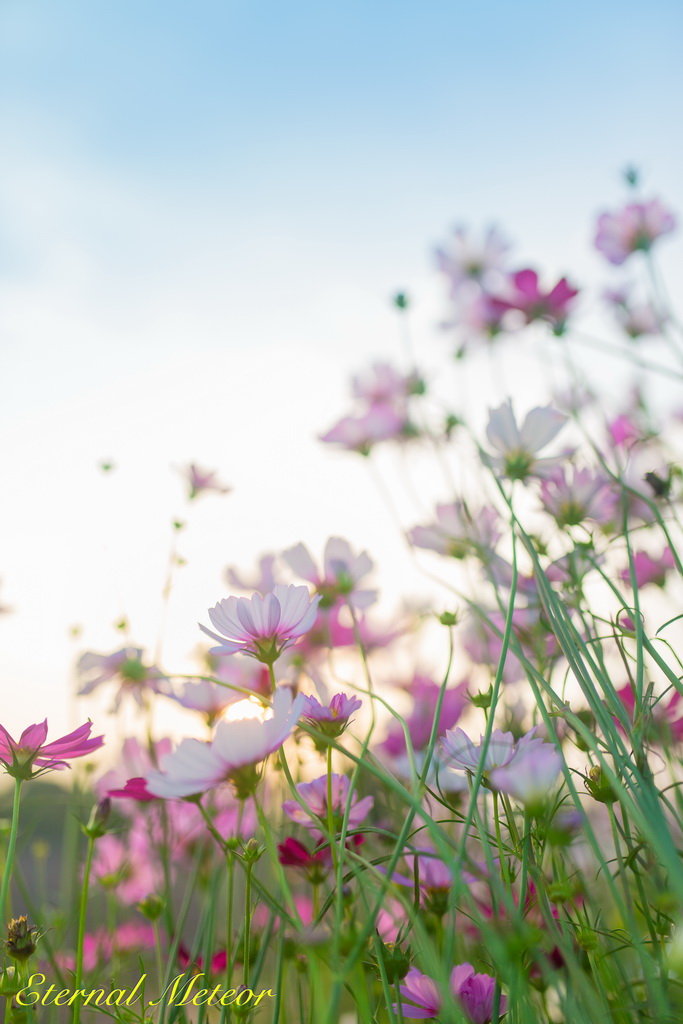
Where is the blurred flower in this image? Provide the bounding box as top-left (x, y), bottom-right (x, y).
top-left (619, 547), bottom-right (675, 587)
top-left (408, 503), bottom-right (500, 559)
top-left (539, 466), bottom-right (615, 527)
top-left (595, 198), bottom-right (676, 265)
top-left (277, 837), bottom-right (332, 882)
top-left (77, 647), bottom-right (168, 711)
top-left (0, 720), bottom-right (104, 780)
top-left (97, 737), bottom-right (172, 803)
top-left (604, 289), bottom-right (665, 339)
top-left (200, 584), bottom-right (320, 664)
top-left (614, 682), bottom-right (683, 745)
top-left (489, 741), bottom-right (563, 808)
top-left (436, 224), bottom-right (510, 291)
top-left (283, 537), bottom-right (377, 610)
top-left (225, 554), bottom-right (278, 595)
top-left (490, 268), bottom-right (578, 329)
top-left (91, 823), bottom-right (162, 904)
top-left (442, 726), bottom-right (543, 774)
top-left (283, 773), bottom-right (373, 832)
top-left (351, 362), bottom-right (421, 404)
top-left (169, 660), bottom-right (270, 724)
top-left (381, 677), bottom-right (469, 758)
top-left (320, 403), bottom-right (413, 454)
top-left (484, 399), bottom-right (568, 480)
top-left (145, 687), bottom-right (305, 799)
top-left (181, 463), bottom-right (231, 500)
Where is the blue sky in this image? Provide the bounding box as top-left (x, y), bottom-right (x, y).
top-left (1, 0), bottom-right (681, 733)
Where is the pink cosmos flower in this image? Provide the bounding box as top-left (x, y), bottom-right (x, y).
top-left (351, 362), bottom-right (420, 405)
top-left (595, 198), bottom-right (676, 265)
top-left (144, 687), bottom-right (305, 799)
top-left (436, 224), bottom-right (510, 294)
top-left (604, 288), bottom-right (665, 339)
top-left (282, 773), bottom-right (373, 831)
top-left (607, 412), bottom-right (643, 449)
top-left (441, 726), bottom-right (543, 774)
top-left (619, 547), bottom-right (675, 588)
top-left (490, 268), bottom-right (578, 329)
top-left (91, 823), bottom-right (162, 904)
top-left (489, 742), bottom-right (563, 807)
top-left (320, 403), bottom-right (412, 454)
top-left (448, 289), bottom-right (511, 347)
top-left (200, 584), bottom-right (320, 664)
top-left (301, 692), bottom-right (363, 737)
top-left (484, 399), bottom-right (568, 480)
top-left (539, 466), bottom-right (616, 528)
top-left (395, 964), bottom-right (506, 1022)
top-left (182, 463), bottom-right (231, 500)
top-left (169, 661), bottom-right (270, 723)
top-left (283, 536), bottom-right (377, 610)
top-left (408, 503), bottom-right (500, 559)
top-left (614, 682), bottom-right (683, 745)
top-left (76, 647), bottom-right (167, 711)
top-left (0, 720), bottom-right (104, 780)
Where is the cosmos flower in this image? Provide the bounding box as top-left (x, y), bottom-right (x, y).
top-left (408, 502), bottom-right (500, 559)
top-left (0, 720), bottom-right (104, 780)
top-left (320, 403), bottom-right (413, 454)
top-left (300, 692), bottom-right (363, 738)
top-left (76, 647), bottom-right (168, 711)
top-left (394, 964), bottom-right (506, 1022)
top-left (351, 362), bottom-right (421, 405)
top-left (200, 584), bottom-right (320, 664)
top-left (484, 399), bottom-right (568, 480)
top-left (436, 224), bottom-right (511, 291)
top-left (539, 466), bottom-right (616, 528)
top-left (595, 198), bottom-right (676, 265)
top-left (181, 463), bottom-right (232, 500)
top-left (283, 536), bottom-right (377, 610)
top-left (490, 268), bottom-right (578, 329)
top-left (282, 773), bottom-right (373, 831)
top-left (144, 687), bottom-right (305, 799)
top-left (489, 742), bottom-right (563, 808)
top-left (619, 547), bottom-right (676, 588)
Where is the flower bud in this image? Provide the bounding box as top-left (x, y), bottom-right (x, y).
top-left (5, 917), bottom-right (38, 962)
top-left (83, 797), bottom-right (111, 838)
top-left (138, 895), bottom-right (165, 921)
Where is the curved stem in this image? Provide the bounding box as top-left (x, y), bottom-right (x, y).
top-left (0, 778), bottom-right (23, 920)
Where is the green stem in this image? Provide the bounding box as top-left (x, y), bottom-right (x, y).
top-left (1, 777), bottom-right (23, 920)
top-left (72, 832), bottom-right (95, 1024)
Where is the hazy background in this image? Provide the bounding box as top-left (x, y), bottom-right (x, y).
top-left (1, 0), bottom-right (682, 741)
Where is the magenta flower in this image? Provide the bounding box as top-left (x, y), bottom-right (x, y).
top-left (595, 198), bottom-right (676, 265)
top-left (484, 399), bottom-right (568, 480)
top-left (619, 547), bottom-right (675, 588)
top-left (145, 687), bottom-right (305, 799)
top-left (182, 463), bottom-right (231, 500)
top-left (408, 502), bottom-right (500, 559)
top-left (490, 268), bottom-right (578, 329)
top-left (614, 682), bottom-right (683, 745)
top-left (200, 584), bottom-right (320, 664)
top-left (283, 773), bottom-right (373, 832)
top-left (0, 720), bottom-right (104, 780)
top-left (283, 536), bottom-right (377, 610)
top-left (301, 692), bottom-right (363, 738)
top-left (77, 647), bottom-right (167, 711)
top-left (394, 965), bottom-right (506, 1022)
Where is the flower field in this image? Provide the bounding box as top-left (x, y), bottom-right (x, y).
top-left (2, 174), bottom-right (683, 1024)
